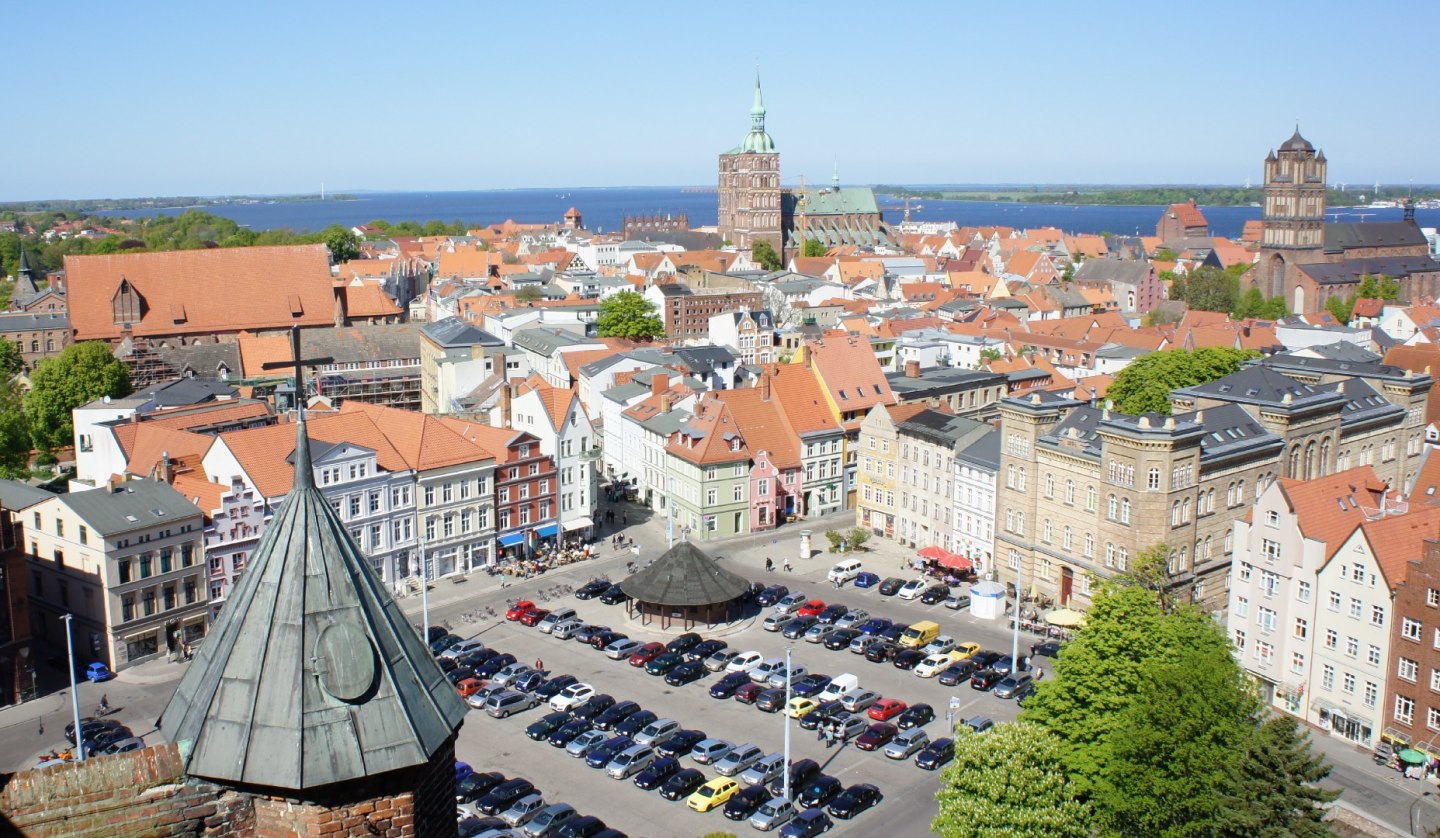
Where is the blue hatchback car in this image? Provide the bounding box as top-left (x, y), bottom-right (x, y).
top-left (853, 572), bottom-right (880, 589)
top-left (86, 662), bottom-right (113, 682)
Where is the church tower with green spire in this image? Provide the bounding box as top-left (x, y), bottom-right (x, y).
top-left (718, 71), bottom-right (782, 256)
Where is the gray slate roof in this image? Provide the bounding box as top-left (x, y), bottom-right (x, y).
top-left (1073, 259), bottom-right (1153, 286)
top-left (60, 478), bottom-right (202, 535)
top-left (421, 316), bottom-right (503, 348)
top-left (0, 311), bottom-right (69, 334)
top-left (1298, 255), bottom-right (1440, 287)
top-left (0, 479), bottom-right (54, 511)
top-left (620, 541), bottom-right (751, 606)
top-left (161, 419), bottom-right (466, 790)
top-left (1325, 222), bottom-right (1428, 252)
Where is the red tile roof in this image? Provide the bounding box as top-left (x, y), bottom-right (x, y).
top-left (667, 397), bottom-right (750, 466)
top-left (66, 245), bottom-right (337, 340)
top-left (804, 334), bottom-right (894, 427)
top-left (1277, 466), bottom-right (1384, 561)
top-left (338, 401), bottom-right (496, 472)
top-left (341, 284), bottom-right (403, 318)
top-left (1358, 505), bottom-right (1440, 587)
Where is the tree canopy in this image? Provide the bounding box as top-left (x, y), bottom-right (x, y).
top-left (1105, 347), bottom-right (1258, 415)
top-left (1323, 274), bottom-right (1399, 325)
top-left (801, 238), bottom-right (827, 258)
top-left (26, 342), bottom-right (130, 451)
top-left (933, 721), bottom-right (1092, 838)
top-left (321, 226), bottom-right (360, 263)
top-left (596, 291), bottom-right (665, 340)
top-left (1169, 265), bottom-right (1241, 313)
top-left (751, 239), bottom-right (782, 271)
top-left (1233, 287), bottom-right (1288, 320)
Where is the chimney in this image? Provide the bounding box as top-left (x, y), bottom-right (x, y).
top-left (905, 360), bottom-right (922, 378)
top-left (651, 374), bottom-right (667, 398)
top-left (500, 381), bottom-right (514, 428)
top-left (759, 371), bottom-right (772, 401)
top-left (660, 393), bottom-right (674, 413)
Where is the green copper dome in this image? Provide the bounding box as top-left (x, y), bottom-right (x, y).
top-left (740, 71), bottom-right (775, 153)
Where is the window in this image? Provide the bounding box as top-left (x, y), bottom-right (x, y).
top-left (1372, 605), bottom-right (1386, 627)
top-left (1396, 695), bottom-right (1415, 724)
top-left (1321, 664), bottom-right (1335, 691)
top-left (1294, 617), bottom-right (1309, 639)
top-left (1120, 498), bottom-right (1131, 524)
top-left (1265, 509), bottom-right (1280, 527)
top-left (1399, 616), bottom-right (1422, 645)
top-left (734, 485), bottom-right (744, 502)
top-left (1262, 539), bottom-right (1281, 562)
top-left (1328, 590), bottom-right (1342, 612)
top-left (1256, 641), bottom-right (1274, 665)
top-left (1351, 564), bottom-right (1366, 583)
top-left (1298, 580), bottom-right (1312, 603)
top-left (1364, 681), bottom-right (1378, 708)
top-left (1258, 607), bottom-right (1277, 633)
top-left (1233, 629), bottom-right (1247, 651)
top-left (1086, 485), bottom-right (1096, 511)
top-left (1347, 597), bottom-right (1362, 619)
top-left (1346, 636), bottom-right (1360, 657)
top-left (1367, 644), bottom-right (1382, 667)
top-left (425, 517), bottom-right (436, 541)
top-left (1108, 495), bottom-right (1118, 521)
top-left (1236, 596), bottom-right (1249, 617)
top-left (1399, 658), bottom-right (1418, 682)
top-left (1062, 526), bottom-right (1073, 551)
top-left (1045, 473), bottom-right (1054, 497)
top-left (1432, 668), bottom-right (1440, 692)
top-left (1342, 672), bottom-right (1356, 694)
top-left (706, 489), bottom-right (717, 506)
top-left (1148, 467), bottom-right (1161, 490)
top-left (1430, 707), bottom-right (1440, 732)
top-left (369, 491), bottom-right (381, 513)
top-left (1324, 628), bottom-right (1337, 649)
top-left (1291, 651), bottom-right (1305, 674)
top-left (424, 485), bottom-right (435, 506)
top-left (78, 525), bottom-right (88, 545)
top-left (1042, 519), bottom-right (1052, 544)
top-left (121, 595), bottom-right (134, 621)
top-left (1065, 480), bottom-right (1075, 504)
top-left (349, 496), bottom-right (361, 517)
top-left (1084, 532), bottom-right (1094, 558)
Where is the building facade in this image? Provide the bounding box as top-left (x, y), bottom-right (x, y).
top-left (1386, 538), bottom-right (1440, 761)
top-left (717, 74), bottom-right (782, 253)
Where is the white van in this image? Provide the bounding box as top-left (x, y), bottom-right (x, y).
top-left (817, 673), bottom-right (860, 703)
top-left (827, 559), bottom-right (864, 586)
top-left (537, 608), bottom-right (577, 633)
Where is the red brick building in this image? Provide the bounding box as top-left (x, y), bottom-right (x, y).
top-left (1384, 537), bottom-right (1440, 762)
top-left (442, 421), bottom-right (557, 561)
top-left (1156, 199), bottom-right (1210, 248)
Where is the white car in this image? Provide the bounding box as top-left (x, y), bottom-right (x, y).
top-left (727, 650), bottom-right (765, 673)
top-left (914, 653), bottom-right (957, 678)
top-left (922, 636), bottom-right (957, 656)
top-left (834, 609), bottom-right (870, 630)
top-left (898, 578), bottom-right (929, 600)
top-left (549, 682), bottom-right (595, 712)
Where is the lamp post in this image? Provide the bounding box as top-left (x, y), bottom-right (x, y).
top-left (782, 645), bottom-right (792, 804)
top-left (1010, 554), bottom-right (1023, 671)
top-left (666, 456), bottom-right (675, 549)
top-left (419, 541), bottom-right (429, 644)
top-left (1412, 791), bottom-right (1432, 836)
top-left (61, 614), bottom-right (84, 761)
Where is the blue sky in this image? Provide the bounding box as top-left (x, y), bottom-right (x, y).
top-left (7, 1), bottom-right (1437, 200)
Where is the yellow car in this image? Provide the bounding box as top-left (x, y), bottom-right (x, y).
top-left (686, 777), bottom-right (740, 812)
top-left (953, 642), bottom-right (982, 659)
top-left (786, 696), bottom-right (820, 718)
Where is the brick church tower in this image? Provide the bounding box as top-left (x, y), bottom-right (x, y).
top-left (1257, 127), bottom-right (1328, 311)
top-left (717, 72), bottom-right (782, 256)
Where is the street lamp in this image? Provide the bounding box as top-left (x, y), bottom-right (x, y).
top-left (1411, 790), bottom-right (1431, 836)
top-left (61, 614), bottom-right (85, 761)
top-left (782, 645), bottom-right (792, 803)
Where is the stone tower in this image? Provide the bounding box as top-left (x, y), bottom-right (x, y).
top-left (1258, 127), bottom-right (1328, 308)
top-left (717, 71), bottom-right (782, 255)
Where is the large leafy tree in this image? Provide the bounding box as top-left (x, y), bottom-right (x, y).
top-left (0, 380), bottom-right (31, 477)
top-left (751, 239), bottom-right (782, 271)
top-left (933, 721), bottom-right (1091, 838)
top-left (1232, 287), bottom-right (1288, 320)
top-left (801, 238), bottom-right (827, 258)
top-left (26, 342), bottom-right (130, 451)
top-left (596, 291), bottom-right (665, 340)
top-left (1106, 347), bottom-right (1257, 415)
top-left (321, 225), bottom-right (360, 263)
top-left (1169, 265), bottom-right (1240, 313)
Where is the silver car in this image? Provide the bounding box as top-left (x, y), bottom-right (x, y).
top-left (691, 738), bottom-right (735, 765)
top-left (605, 744), bottom-right (655, 780)
top-left (834, 609), bottom-right (870, 630)
top-left (762, 613), bottom-right (794, 633)
top-left (849, 635), bottom-right (882, 655)
top-left (773, 591), bottom-right (808, 613)
top-left (522, 804), bottom-right (576, 838)
top-left (492, 662), bottom-right (533, 687)
top-left (750, 795), bottom-right (796, 832)
top-left (604, 638), bottom-right (644, 660)
top-left (550, 618), bottom-right (584, 639)
top-left (749, 658), bottom-right (784, 684)
top-left (766, 663), bottom-right (808, 689)
top-left (713, 742), bottom-right (764, 777)
top-left (883, 727), bottom-right (931, 759)
top-left (704, 649), bottom-right (740, 672)
top-left (803, 623), bottom-right (837, 644)
top-left (499, 793), bottom-right (546, 827)
top-left (565, 729), bottom-right (608, 758)
top-left (739, 752), bottom-right (786, 787)
top-left (839, 688), bottom-right (881, 712)
top-left (634, 717), bottom-right (680, 746)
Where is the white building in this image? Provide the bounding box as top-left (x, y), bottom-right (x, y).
top-left (953, 426), bottom-right (1000, 574)
top-left (510, 376), bottom-right (599, 538)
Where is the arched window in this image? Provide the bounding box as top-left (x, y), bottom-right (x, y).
top-left (1063, 526), bottom-right (1073, 550)
top-left (1121, 498), bottom-right (1131, 524)
top-left (1086, 485), bottom-right (1097, 511)
top-left (1043, 519), bottom-right (1052, 543)
top-left (1108, 495), bottom-right (1118, 520)
top-left (1106, 542), bottom-right (1116, 568)
top-left (1045, 473), bottom-right (1054, 498)
top-left (1288, 444), bottom-right (1301, 477)
top-left (1171, 500), bottom-right (1182, 526)
top-left (1182, 497), bottom-right (1191, 522)
top-left (1084, 532), bottom-right (1094, 557)
top-left (1304, 440), bottom-right (1317, 480)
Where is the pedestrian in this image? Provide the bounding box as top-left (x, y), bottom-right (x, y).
top-left (622, 513), bottom-right (628, 525)
top-left (765, 558), bottom-right (774, 573)
top-left (783, 559), bottom-right (792, 572)
top-left (535, 658), bottom-right (544, 672)
top-left (37, 718), bottom-right (43, 738)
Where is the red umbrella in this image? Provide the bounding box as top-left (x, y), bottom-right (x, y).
top-left (917, 546), bottom-right (949, 560)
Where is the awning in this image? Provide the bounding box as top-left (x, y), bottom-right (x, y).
top-left (562, 517), bottom-right (594, 532)
top-left (533, 524), bottom-right (559, 539)
top-left (498, 532), bottom-right (526, 548)
top-left (1045, 608), bottom-right (1086, 628)
top-left (917, 545), bottom-right (973, 570)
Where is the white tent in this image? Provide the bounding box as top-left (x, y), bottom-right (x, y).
top-left (968, 579), bottom-right (1007, 620)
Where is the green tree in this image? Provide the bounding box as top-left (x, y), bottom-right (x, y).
top-left (514, 286), bottom-right (543, 303)
top-left (846, 527), bottom-right (871, 551)
top-left (752, 239), bottom-right (782, 271)
top-left (1324, 294), bottom-right (1355, 325)
top-left (1232, 287), bottom-right (1287, 320)
top-left (933, 721), bottom-right (1092, 838)
top-left (1154, 247), bottom-right (1179, 262)
top-left (1107, 542), bottom-right (1179, 610)
top-left (1219, 714), bottom-right (1338, 837)
top-left (0, 337), bottom-right (21, 378)
top-left (979, 348), bottom-right (1003, 363)
top-left (25, 342), bottom-right (130, 451)
top-left (321, 226), bottom-right (360, 263)
top-left (596, 291), bottom-right (665, 341)
top-left (801, 238), bottom-right (827, 258)
top-left (1356, 273), bottom-right (1400, 300)
top-left (1105, 347), bottom-right (1258, 415)
top-left (824, 529), bottom-right (845, 552)
top-left (1169, 265), bottom-right (1240, 313)
top-left (0, 380), bottom-right (31, 477)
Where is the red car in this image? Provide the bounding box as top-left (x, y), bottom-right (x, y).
top-left (518, 608), bottom-right (550, 627)
top-left (796, 600), bottom-right (827, 618)
top-left (628, 642), bottom-right (667, 667)
top-left (855, 722), bottom-right (898, 751)
top-left (505, 600), bottom-right (538, 621)
top-left (734, 683), bottom-right (765, 704)
top-left (456, 678), bottom-right (487, 697)
top-left (868, 698), bottom-right (908, 721)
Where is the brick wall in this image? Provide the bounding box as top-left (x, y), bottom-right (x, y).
top-left (0, 737), bottom-right (458, 838)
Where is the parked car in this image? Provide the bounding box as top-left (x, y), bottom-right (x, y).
top-left (795, 775), bottom-right (843, 809)
top-left (766, 662), bottom-right (809, 689)
top-left (868, 698), bottom-right (907, 721)
top-left (589, 631), bottom-right (628, 651)
top-left (632, 756), bottom-right (681, 790)
top-left (823, 714), bottom-right (867, 742)
top-left (897, 578), bottom-right (928, 600)
top-left (854, 723), bottom-right (897, 751)
top-left (838, 689), bottom-right (880, 713)
top-left (714, 743), bottom-right (764, 776)
top-left (916, 737), bottom-right (955, 770)
top-left (763, 613), bottom-right (796, 633)
top-left (781, 808), bottom-right (835, 837)
top-left (883, 727), bottom-right (930, 759)
top-left (792, 673), bottom-right (832, 698)
top-left (944, 592), bottom-right (972, 610)
top-left (710, 670), bottom-right (752, 698)
top-left (457, 771), bottom-right (507, 805)
top-left (749, 658), bottom-right (786, 684)
top-left (499, 793), bottom-right (547, 828)
top-left (574, 578), bottom-right (611, 599)
top-left (691, 738), bottom-right (735, 765)
top-left (486, 689), bottom-right (540, 718)
top-left (798, 701), bottom-right (844, 731)
top-left (919, 584), bottom-right (949, 605)
top-left (645, 652), bottom-right (686, 676)
top-left (767, 759), bottom-right (822, 798)
top-left (442, 638), bottom-right (487, 660)
top-left (914, 653), bottom-right (958, 679)
top-left (525, 711), bottom-right (573, 741)
top-left (547, 718), bottom-right (594, 748)
top-left (833, 608), bottom-right (870, 630)
top-left (635, 717), bottom-right (681, 746)
top-left (569, 694), bottom-right (617, 723)
top-left (753, 585), bottom-right (789, 607)
top-left (553, 814), bottom-right (609, 838)
top-left (892, 649), bottom-right (926, 670)
top-left (786, 696), bottom-right (821, 718)
top-left (573, 624), bottom-right (610, 644)
top-left (592, 699), bottom-right (642, 731)
top-left (704, 649), bottom-right (741, 672)
top-left (476, 778), bottom-right (538, 816)
top-left (755, 687), bottom-right (788, 713)
top-left (795, 599), bottom-right (826, 618)
top-left (505, 600), bottom-right (538, 621)
top-left (687, 638), bottom-right (728, 663)
top-left (605, 638), bottom-right (645, 661)
top-left (781, 614), bottom-right (818, 639)
top-left (665, 632), bottom-right (703, 655)
top-left (896, 703), bottom-right (934, 729)
top-left (549, 683), bottom-right (595, 712)
top-left (102, 736), bottom-right (145, 755)
top-left (616, 708), bottom-right (660, 737)
top-left (430, 633), bottom-right (461, 654)
top-left (857, 617), bottom-right (895, 636)
top-left (665, 661), bottom-right (707, 686)
top-left (493, 662), bottom-right (534, 687)
top-left (655, 728), bottom-right (706, 759)
top-left (994, 673), bottom-right (1034, 699)
top-left (686, 776), bottom-right (741, 812)
top-left (722, 784), bottom-right (772, 821)
top-left (740, 752), bottom-right (786, 787)
top-left (518, 607), bottom-right (551, 627)
top-left (848, 635), bottom-right (883, 656)
top-left (803, 623), bottom-right (838, 644)
top-left (585, 735), bottom-right (634, 769)
top-left (938, 660), bottom-right (981, 686)
top-left (827, 783), bottom-right (882, 820)
top-left (597, 585), bottom-right (627, 605)
top-left (533, 674), bottom-right (579, 700)
top-left (970, 669), bottom-right (1004, 691)
top-left (773, 591), bottom-right (809, 613)
top-left (658, 768), bottom-right (706, 801)
top-left (1031, 640), bottom-right (1064, 658)
top-left (824, 628), bottom-right (861, 651)
top-left (522, 804), bottom-right (576, 838)
top-left (815, 604), bottom-right (848, 624)
top-left (853, 572), bottom-right (880, 588)
top-left (864, 642), bottom-right (900, 664)
top-left (750, 796), bottom-right (797, 832)
top-left (565, 729), bottom-right (609, 758)
top-left (877, 577), bottom-right (906, 596)
top-left (963, 716), bottom-right (994, 734)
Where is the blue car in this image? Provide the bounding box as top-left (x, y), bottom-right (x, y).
top-left (585, 735), bottom-right (633, 768)
top-left (858, 618), bottom-right (894, 636)
top-left (86, 662), bottom-right (114, 682)
top-left (710, 670), bottom-right (751, 699)
top-left (853, 572), bottom-right (880, 589)
top-left (792, 674), bottom-right (832, 698)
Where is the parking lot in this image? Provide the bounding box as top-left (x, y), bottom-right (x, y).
top-left (445, 556), bottom-right (1043, 837)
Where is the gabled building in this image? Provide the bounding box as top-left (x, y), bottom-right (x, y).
top-left (510, 376), bottom-right (599, 539)
top-left (666, 397), bottom-right (751, 541)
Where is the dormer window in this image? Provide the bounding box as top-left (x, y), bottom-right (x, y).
top-left (112, 277), bottom-right (143, 326)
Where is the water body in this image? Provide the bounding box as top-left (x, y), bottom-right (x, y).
top-left (100, 187), bottom-right (1438, 241)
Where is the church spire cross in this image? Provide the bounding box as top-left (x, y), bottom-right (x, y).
top-left (261, 326), bottom-right (333, 490)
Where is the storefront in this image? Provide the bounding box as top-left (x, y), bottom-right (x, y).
top-left (1314, 699), bottom-right (1374, 746)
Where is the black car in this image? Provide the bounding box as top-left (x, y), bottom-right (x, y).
top-left (457, 648), bottom-right (498, 669)
top-left (548, 719), bottom-right (594, 747)
top-left (593, 700), bottom-right (642, 731)
top-left (783, 809), bottom-right (834, 837)
top-left (722, 784), bottom-right (771, 820)
top-left (645, 652), bottom-right (686, 676)
top-left (447, 666), bottom-right (478, 684)
top-left (937, 660), bottom-right (981, 686)
top-left (655, 729), bottom-right (706, 759)
top-left (665, 632), bottom-right (703, 655)
top-left (865, 641), bottom-right (900, 663)
top-left (553, 815), bottom-right (608, 837)
top-left (1031, 640), bottom-right (1064, 659)
top-left (426, 625), bottom-right (450, 643)
top-left (525, 711), bottom-right (572, 741)
top-left (616, 708), bottom-right (659, 736)
top-left (570, 694), bottom-right (617, 722)
top-left (429, 633), bottom-right (461, 654)
top-left (590, 631), bottom-right (627, 650)
top-left (916, 737), bottom-right (955, 770)
top-left (792, 673), bottom-right (832, 698)
top-left (878, 625), bottom-right (906, 643)
top-left (573, 624), bottom-right (611, 644)
top-left (755, 687), bottom-right (788, 713)
top-left (575, 578), bottom-right (612, 600)
top-left (827, 783), bottom-right (882, 819)
top-left (815, 604), bottom-right (849, 624)
top-left (598, 584), bottom-right (627, 605)
top-left (476, 778), bottom-right (537, 815)
top-left (658, 768), bottom-right (707, 801)
top-left (892, 649), bottom-right (926, 670)
top-left (754, 584), bottom-right (789, 607)
top-left (824, 628), bottom-right (861, 651)
top-left (585, 735), bottom-right (633, 769)
top-left (475, 653), bottom-right (517, 679)
top-left (534, 673), bottom-right (580, 699)
top-left (798, 701), bottom-right (845, 731)
top-left (796, 775), bottom-right (843, 809)
top-left (711, 670), bottom-right (751, 698)
top-left (767, 758), bottom-right (822, 797)
top-left (877, 577), bottom-right (906, 596)
top-left (632, 756), bottom-right (681, 790)
top-left (459, 816), bottom-right (509, 838)
top-left (66, 718), bottom-right (123, 744)
top-left (919, 584), bottom-right (949, 605)
top-left (437, 656), bottom-right (459, 673)
top-left (664, 661), bottom-right (707, 686)
top-left (972, 651), bottom-right (1004, 669)
top-left (456, 771), bottom-right (507, 803)
top-left (970, 668), bottom-right (1004, 691)
top-left (686, 638), bottom-right (728, 663)
top-left (896, 703), bottom-right (935, 730)
top-left (782, 615), bottom-right (819, 640)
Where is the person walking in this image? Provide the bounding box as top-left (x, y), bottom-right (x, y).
top-left (783, 559), bottom-right (792, 572)
top-left (765, 557), bottom-right (774, 573)
top-left (535, 658), bottom-right (544, 673)
top-left (622, 513), bottom-right (628, 526)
